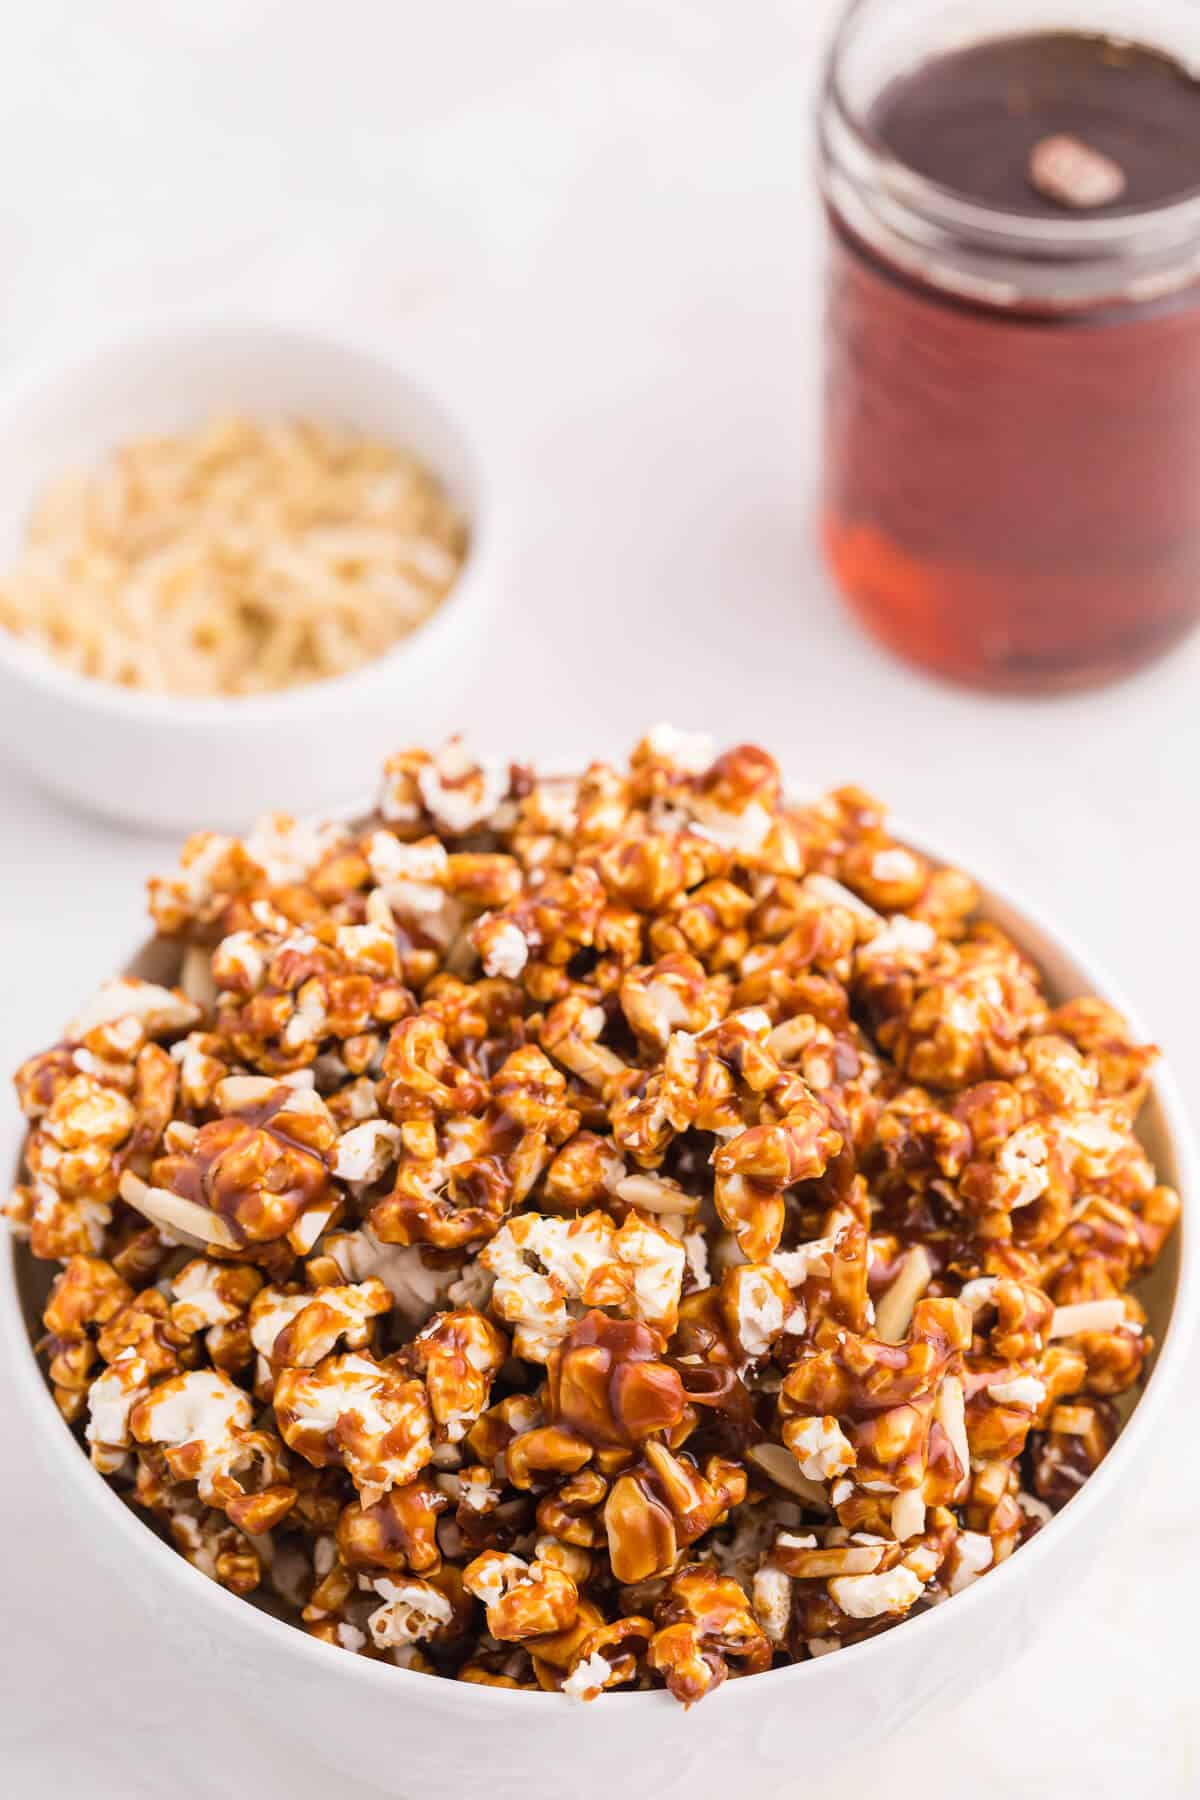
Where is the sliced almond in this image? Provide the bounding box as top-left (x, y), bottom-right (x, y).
top-left (766, 1016), bottom-right (819, 1062)
top-left (773, 1542), bottom-right (885, 1579)
top-left (162, 1120), bottom-right (200, 1153)
top-left (800, 874), bottom-right (883, 924)
top-left (67, 977), bottom-right (201, 1043)
top-left (1049, 1299), bottom-right (1128, 1338)
top-left (365, 887), bottom-right (396, 930)
top-left (1029, 133), bottom-right (1126, 210)
top-left (118, 1169), bottom-right (240, 1251)
top-left (550, 1038), bottom-right (627, 1090)
top-left (874, 1246), bottom-right (933, 1344)
top-left (1049, 1403), bottom-right (1096, 1437)
top-left (747, 1441), bottom-right (831, 1510)
top-left (215, 1075), bottom-right (288, 1112)
top-left (613, 1174), bottom-right (698, 1215)
top-left (934, 1375), bottom-right (969, 1497)
top-left (890, 1489), bottom-right (926, 1541)
top-left (180, 945), bottom-right (218, 1012)
top-left (273, 1086), bottom-right (337, 1125)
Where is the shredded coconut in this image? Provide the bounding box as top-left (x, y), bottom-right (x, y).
top-left (0, 418), bottom-right (466, 698)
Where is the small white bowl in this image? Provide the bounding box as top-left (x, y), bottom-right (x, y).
top-left (3, 820), bottom-right (1195, 1799)
top-left (0, 319), bottom-right (494, 832)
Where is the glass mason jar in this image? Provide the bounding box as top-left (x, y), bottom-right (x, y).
top-left (818, 0), bottom-right (1200, 693)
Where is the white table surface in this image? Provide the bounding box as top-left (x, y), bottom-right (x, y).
top-left (1, 3), bottom-right (1197, 1793)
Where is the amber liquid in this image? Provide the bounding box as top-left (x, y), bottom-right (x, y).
top-left (823, 34), bottom-right (1200, 692)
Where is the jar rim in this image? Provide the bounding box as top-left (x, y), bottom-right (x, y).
top-left (819, 0), bottom-right (1200, 308)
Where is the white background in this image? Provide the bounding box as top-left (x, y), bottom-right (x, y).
top-left (1, 2), bottom-right (1197, 1794)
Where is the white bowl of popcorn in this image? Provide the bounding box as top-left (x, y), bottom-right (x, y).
top-left (2, 745), bottom-right (1195, 1800)
top-left (0, 319), bottom-right (492, 830)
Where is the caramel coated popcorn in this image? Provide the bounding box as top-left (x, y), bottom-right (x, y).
top-left (7, 731), bottom-right (1179, 1703)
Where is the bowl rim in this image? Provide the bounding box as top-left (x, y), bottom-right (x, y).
top-left (0, 314), bottom-right (492, 726)
top-left (3, 807), bottom-right (1196, 1715)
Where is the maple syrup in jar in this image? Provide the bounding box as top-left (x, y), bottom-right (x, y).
top-left (819, 1), bottom-right (1200, 692)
